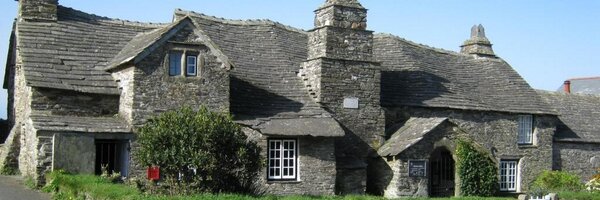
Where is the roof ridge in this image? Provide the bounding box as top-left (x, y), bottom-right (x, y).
top-left (375, 33), bottom-right (508, 62)
top-left (174, 9), bottom-right (307, 34)
top-left (567, 76), bottom-right (600, 81)
top-left (537, 89), bottom-right (600, 98)
top-left (58, 5), bottom-right (168, 28)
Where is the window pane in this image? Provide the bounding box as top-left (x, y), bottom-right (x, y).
top-left (186, 55), bottom-right (197, 76)
top-left (169, 52), bottom-right (182, 76)
top-left (518, 115), bottom-right (533, 144)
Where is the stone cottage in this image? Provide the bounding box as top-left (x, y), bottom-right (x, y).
top-left (1, 0), bottom-right (599, 198)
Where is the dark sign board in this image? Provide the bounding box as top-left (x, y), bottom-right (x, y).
top-left (409, 160), bottom-right (427, 177)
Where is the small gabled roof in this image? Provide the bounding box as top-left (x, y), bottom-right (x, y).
top-left (378, 117), bottom-right (448, 157)
top-left (105, 16), bottom-right (233, 71)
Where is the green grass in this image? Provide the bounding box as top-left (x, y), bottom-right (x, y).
top-left (42, 171), bottom-right (517, 200)
top-left (557, 191), bottom-right (600, 200)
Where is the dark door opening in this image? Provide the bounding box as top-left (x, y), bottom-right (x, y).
top-left (95, 140), bottom-right (129, 176)
top-left (430, 148), bottom-right (455, 197)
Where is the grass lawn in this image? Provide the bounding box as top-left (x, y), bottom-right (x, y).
top-left (46, 171), bottom-right (585, 200)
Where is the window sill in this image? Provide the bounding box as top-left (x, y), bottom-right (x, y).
top-left (266, 180), bottom-right (302, 184)
top-left (517, 144), bottom-right (537, 148)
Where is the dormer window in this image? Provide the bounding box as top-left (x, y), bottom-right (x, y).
top-left (168, 51), bottom-right (202, 77)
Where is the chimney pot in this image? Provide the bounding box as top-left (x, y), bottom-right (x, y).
top-left (564, 80), bottom-right (571, 94)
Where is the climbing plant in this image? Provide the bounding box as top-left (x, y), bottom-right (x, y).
top-left (455, 139), bottom-right (498, 196)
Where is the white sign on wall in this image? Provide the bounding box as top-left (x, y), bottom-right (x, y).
top-left (343, 97), bottom-right (359, 109)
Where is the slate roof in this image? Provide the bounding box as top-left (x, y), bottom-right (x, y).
top-left (538, 91), bottom-right (600, 143)
top-left (237, 118), bottom-right (344, 137)
top-left (30, 114), bottom-right (131, 133)
top-left (374, 34), bottom-right (556, 115)
top-left (557, 77), bottom-right (600, 95)
top-left (177, 10), bottom-right (331, 120)
top-left (378, 117), bottom-right (448, 157)
top-left (16, 6), bottom-right (163, 94)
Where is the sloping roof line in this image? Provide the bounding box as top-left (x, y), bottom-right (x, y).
top-left (538, 90), bottom-right (600, 143)
top-left (29, 113), bottom-right (131, 133)
top-left (568, 76), bottom-right (600, 81)
top-left (173, 9), bottom-right (307, 34)
top-left (375, 34), bottom-right (557, 115)
top-left (17, 5), bottom-right (161, 95)
top-left (377, 117), bottom-right (448, 157)
top-left (105, 17), bottom-right (233, 71)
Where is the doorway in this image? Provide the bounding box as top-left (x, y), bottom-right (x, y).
top-left (95, 139), bottom-right (129, 176)
top-left (430, 148), bottom-right (455, 197)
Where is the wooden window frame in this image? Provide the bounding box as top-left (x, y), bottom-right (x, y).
top-left (267, 139), bottom-right (298, 181)
top-left (517, 115), bottom-right (533, 144)
top-left (499, 160), bottom-right (518, 192)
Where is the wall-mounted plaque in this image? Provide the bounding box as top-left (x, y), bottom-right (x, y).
top-left (409, 160), bottom-right (427, 177)
top-left (343, 97), bottom-right (359, 109)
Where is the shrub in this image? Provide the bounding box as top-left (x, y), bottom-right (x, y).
top-left (456, 140), bottom-right (498, 197)
top-left (531, 170), bottom-right (584, 192)
top-left (586, 168), bottom-right (600, 192)
top-left (134, 106), bottom-right (263, 195)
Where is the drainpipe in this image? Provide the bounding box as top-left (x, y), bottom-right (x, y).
top-left (563, 80), bottom-right (571, 94)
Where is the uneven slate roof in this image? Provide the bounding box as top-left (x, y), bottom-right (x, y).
top-left (30, 114), bottom-right (131, 133)
top-left (538, 91), bottom-right (600, 143)
top-left (378, 117), bottom-right (448, 157)
top-left (17, 6), bottom-right (163, 94)
top-left (374, 34), bottom-right (556, 115)
top-left (237, 118), bottom-right (344, 137)
top-left (178, 10), bottom-right (331, 119)
top-left (557, 77), bottom-right (600, 95)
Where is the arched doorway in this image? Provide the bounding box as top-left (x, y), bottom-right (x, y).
top-left (430, 148), bottom-right (455, 197)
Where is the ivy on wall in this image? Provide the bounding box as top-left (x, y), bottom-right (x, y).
top-left (456, 140), bottom-right (498, 196)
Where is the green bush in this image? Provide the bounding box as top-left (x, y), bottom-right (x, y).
top-left (134, 106), bottom-right (263, 195)
top-left (531, 170), bottom-right (584, 193)
top-left (456, 140), bottom-right (498, 197)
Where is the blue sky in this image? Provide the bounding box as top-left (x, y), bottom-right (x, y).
top-left (0, 0), bottom-right (599, 118)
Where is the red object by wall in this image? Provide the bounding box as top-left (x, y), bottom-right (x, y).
top-left (147, 166), bottom-right (160, 181)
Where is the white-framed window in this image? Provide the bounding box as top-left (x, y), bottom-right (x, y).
top-left (499, 160), bottom-right (518, 192)
top-left (268, 139), bottom-right (297, 180)
top-left (186, 55), bottom-right (197, 76)
top-left (517, 115), bottom-right (533, 144)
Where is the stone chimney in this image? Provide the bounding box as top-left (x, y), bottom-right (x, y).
top-left (460, 24), bottom-right (495, 57)
top-left (301, 0), bottom-right (385, 195)
top-left (17, 0), bottom-right (58, 22)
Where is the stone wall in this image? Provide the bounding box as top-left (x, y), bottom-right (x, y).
top-left (127, 25), bottom-right (229, 127)
top-left (30, 88), bottom-right (119, 117)
top-left (553, 142), bottom-right (600, 180)
top-left (18, 119), bottom-right (38, 178)
top-left (52, 132), bottom-right (95, 174)
top-left (243, 127), bottom-right (337, 195)
top-left (380, 106), bottom-right (556, 196)
top-left (112, 67), bottom-right (134, 124)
